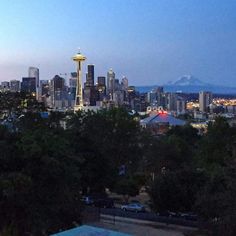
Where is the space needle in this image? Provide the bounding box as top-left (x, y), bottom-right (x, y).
top-left (72, 49), bottom-right (86, 111)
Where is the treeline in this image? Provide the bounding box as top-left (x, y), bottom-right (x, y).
top-left (148, 119), bottom-right (236, 236)
top-left (0, 107), bottom-right (236, 235)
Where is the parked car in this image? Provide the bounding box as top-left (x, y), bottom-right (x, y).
top-left (121, 203), bottom-right (145, 212)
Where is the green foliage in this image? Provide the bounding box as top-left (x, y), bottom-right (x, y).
top-left (149, 168), bottom-right (206, 212)
top-left (113, 176), bottom-right (140, 201)
top-left (196, 117), bottom-right (235, 170)
top-left (195, 164), bottom-right (236, 236)
top-left (148, 117), bottom-right (236, 235)
top-left (0, 125), bottom-right (82, 235)
top-left (67, 108), bottom-right (144, 193)
top-left (1, 98), bottom-right (236, 236)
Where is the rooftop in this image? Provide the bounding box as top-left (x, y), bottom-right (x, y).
top-left (50, 225), bottom-right (132, 236)
top-left (140, 113), bottom-right (186, 126)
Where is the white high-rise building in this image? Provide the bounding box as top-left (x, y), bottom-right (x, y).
top-left (121, 76), bottom-right (128, 91)
top-left (199, 91), bottom-right (212, 112)
top-left (177, 98), bottom-right (186, 114)
top-left (29, 67), bottom-right (39, 87)
top-left (29, 67), bottom-right (40, 100)
top-left (107, 68), bottom-right (115, 100)
top-left (167, 93), bottom-right (177, 111)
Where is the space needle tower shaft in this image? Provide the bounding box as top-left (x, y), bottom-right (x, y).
top-left (72, 50), bottom-right (86, 111)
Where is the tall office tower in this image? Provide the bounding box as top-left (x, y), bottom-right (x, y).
top-left (41, 80), bottom-right (50, 96)
top-left (29, 67), bottom-right (40, 100)
top-left (28, 67), bottom-right (39, 87)
top-left (167, 93), bottom-right (177, 111)
top-left (39, 80), bottom-right (49, 105)
top-left (113, 90), bottom-right (124, 106)
top-left (199, 91), bottom-right (213, 112)
top-left (96, 76), bottom-right (106, 101)
top-left (127, 86), bottom-right (136, 109)
top-left (147, 87), bottom-right (165, 108)
top-left (97, 76), bottom-right (106, 86)
top-left (177, 98), bottom-right (186, 114)
top-left (121, 76), bottom-right (128, 91)
top-left (86, 64), bottom-right (94, 86)
top-left (84, 64), bottom-right (96, 105)
top-left (21, 77), bottom-right (36, 94)
top-left (10, 80), bottom-right (21, 92)
top-left (114, 79), bottom-right (120, 91)
top-left (68, 73), bottom-right (77, 106)
top-left (72, 51), bottom-right (86, 111)
top-left (50, 75), bottom-right (66, 109)
top-left (107, 68), bottom-right (115, 99)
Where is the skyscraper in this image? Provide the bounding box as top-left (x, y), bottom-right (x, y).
top-left (147, 87), bottom-right (165, 108)
top-left (84, 64), bottom-right (96, 105)
top-left (29, 67), bottom-right (40, 100)
top-left (107, 68), bottom-right (115, 99)
top-left (177, 98), bottom-right (186, 114)
top-left (28, 67), bottom-right (39, 87)
top-left (50, 75), bottom-right (65, 108)
top-left (121, 76), bottom-right (128, 91)
top-left (199, 91), bottom-right (213, 112)
top-left (167, 93), bottom-right (177, 111)
top-left (86, 64), bottom-right (94, 86)
top-left (97, 76), bottom-right (106, 86)
top-left (96, 76), bottom-right (106, 101)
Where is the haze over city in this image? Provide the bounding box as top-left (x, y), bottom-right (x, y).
top-left (0, 0), bottom-right (236, 86)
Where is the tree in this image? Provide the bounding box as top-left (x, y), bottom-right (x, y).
top-left (114, 177), bottom-right (140, 203)
top-left (67, 108), bottom-right (145, 194)
top-left (0, 125), bottom-right (83, 235)
top-left (194, 117), bottom-right (236, 235)
top-left (147, 125), bottom-right (202, 213)
top-left (149, 167), bottom-right (206, 213)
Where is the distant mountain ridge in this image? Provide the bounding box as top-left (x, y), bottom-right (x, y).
top-left (136, 75), bottom-right (236, 94)
top-left (170, 75), bottom-right (211, 87)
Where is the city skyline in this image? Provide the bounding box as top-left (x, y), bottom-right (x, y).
top-left (0, 0), bottom-right (236, 86)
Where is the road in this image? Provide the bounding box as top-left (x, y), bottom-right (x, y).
top-left (98, 207), bottom-right (198, 228)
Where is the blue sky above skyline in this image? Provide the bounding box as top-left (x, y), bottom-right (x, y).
top-left (0, 0), bottom-right (236, 86)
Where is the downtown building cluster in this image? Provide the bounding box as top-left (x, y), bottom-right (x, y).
top-left (146, 87), bottom-right (186, 115)
top-left (0, 66), bottom-right (189, 115)
top-left (2, 64), bottom-right (236, 123)
top-left (0, 65), bottom-right (215, 116)
top-left (0, 66), bottom-right (146, 112)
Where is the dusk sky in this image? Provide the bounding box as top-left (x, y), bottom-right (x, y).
top-left (0, 0), bottom-right (236, 86)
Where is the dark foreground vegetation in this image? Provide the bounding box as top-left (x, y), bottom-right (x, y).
top-left (0, 92), bottom-right (236, 235)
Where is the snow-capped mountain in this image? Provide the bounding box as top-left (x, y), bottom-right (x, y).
top-left (137, 75), bottom-right (236, 94)
top-left (172, 75), bottom-right (210, 86)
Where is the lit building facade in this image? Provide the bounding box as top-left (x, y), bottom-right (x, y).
top-left (72, 51), bottom-right (86, 111)
top-left (107, 68), bottom-right (115, 99)
top-left (199, 91), bottom-right (213, 112)
top-left (29, 67), bottom-right (40, 100)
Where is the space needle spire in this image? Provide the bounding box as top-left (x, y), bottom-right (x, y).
top-left (72, 49), bottom-right (86, 111)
